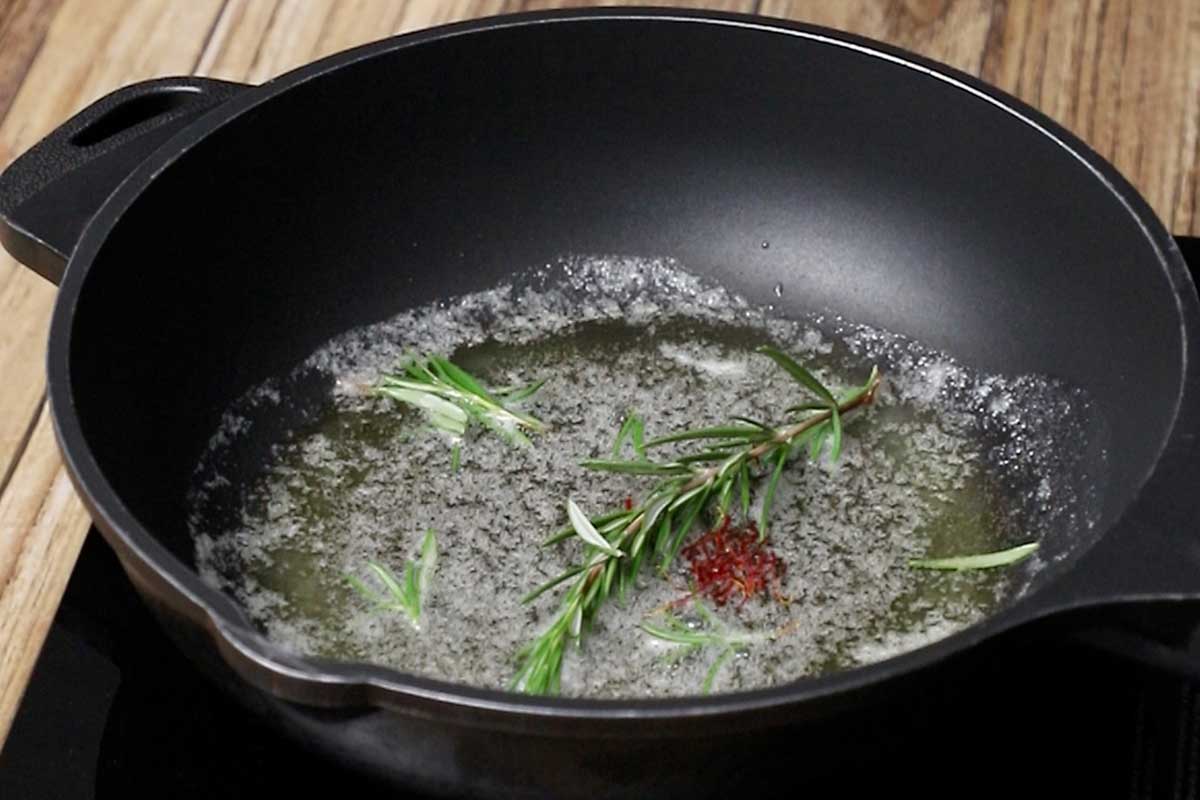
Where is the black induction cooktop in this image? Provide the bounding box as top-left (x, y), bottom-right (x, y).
top-left (4, 239), bottom-right (1200, 800)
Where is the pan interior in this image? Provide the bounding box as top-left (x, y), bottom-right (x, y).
top-left (183, 254), bottom-right (1104, 696)
top-left (60, 17), bottom-right (1181, 688)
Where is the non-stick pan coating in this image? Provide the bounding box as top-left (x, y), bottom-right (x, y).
top-left (17, 12), bottom-right (1196, 798)
top-left (67, 19), bottom-right (1178, 563)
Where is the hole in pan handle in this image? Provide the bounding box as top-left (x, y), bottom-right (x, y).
top-left (0, 76), bottom-right (249, 285)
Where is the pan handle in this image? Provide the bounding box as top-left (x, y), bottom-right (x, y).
top-left (0, 76), bottom-right (248, 285)
top-left (1022, 404), bottom-right (1200, 677)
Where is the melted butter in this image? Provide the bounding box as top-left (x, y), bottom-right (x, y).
top-left (188, 257), bottom-right (1099, 697)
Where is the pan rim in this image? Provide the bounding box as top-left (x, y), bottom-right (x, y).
top-left (44, 7), bottom-right (1200, 728)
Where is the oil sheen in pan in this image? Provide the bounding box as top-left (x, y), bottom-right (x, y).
top-left (188, 256), bottom-right (1105, 698)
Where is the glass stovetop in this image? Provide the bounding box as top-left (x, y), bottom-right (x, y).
top-left (3, 239), bottom-right (1200, 799)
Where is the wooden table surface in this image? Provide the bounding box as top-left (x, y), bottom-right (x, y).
top-left (1, 0), bottom-right (1198, 749)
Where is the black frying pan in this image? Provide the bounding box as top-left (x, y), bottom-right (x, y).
top-left (3, 9), bottom-right (1200, 799)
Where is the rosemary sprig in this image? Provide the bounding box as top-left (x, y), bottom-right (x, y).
top-left (376, 355), bottom-right (546, 447)
top-left (909, 541), bottom-right (1038, 570)
top-left (641, 601), bottom-right (768, 693)
top-left (347, 529), bottom-right (438, 630)
top-left (512, 348), bottom-right (882, 694)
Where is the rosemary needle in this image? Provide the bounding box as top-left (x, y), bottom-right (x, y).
top-left (640, 601), bottom-right (767, 694)
top-left (909, 542), bottom-right (1038, 571)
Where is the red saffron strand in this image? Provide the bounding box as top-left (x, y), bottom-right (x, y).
top-left (681, 516), bottom-right (785, 606)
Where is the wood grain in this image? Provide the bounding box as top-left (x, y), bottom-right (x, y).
top-left (762, 0), bottom-right (1200, 234)
top-left (0, 0), bottom-right (59, 489)
top-left (1, 0), bottom-right (1199, 753)
top-left (0, 0), bottom-right (225, 493)
top-left (0, 0), bottom-right (61, 127)
top-left (0, 407), bottom-right (92, 744)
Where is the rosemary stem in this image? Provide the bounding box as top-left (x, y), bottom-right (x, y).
top-left (680, 370), bottom-right (882, 494)
top-left (584, 370), bottom-right (882, 578)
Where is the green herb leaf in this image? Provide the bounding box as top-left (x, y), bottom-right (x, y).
top-left (666, 485), bottom-right (711, 565)
top-left (653, 508), bottom-right (675, 563)
top-left (402, 561), bottom-right (421, 621)
top-left (377, 386), bottom-right (469, 435)
top-left (377, 357), bottom-right (547, 449)
top-left (808, 422), bottom-right (829, 461)
top-left (367, 561), bottom-right (406, 600)
top-left (522, 564), bottom-right (587, 603)
top-left (702, 647), bottom-right (735, 694)
top-left (498, 378), bottom-right (546, 403)
top-left (581, 459), bottom-right (688, 476)
top-left (757, 345), bottom-right (836, 406)
top-left (601, 558), bottom-right (618, 600)
top-left (717, 476), bottom-right (736, 515)
top-left (567, 499), bottom-right (624, 557)
top-left (675, 450), bottom-right (737, 466)
top-left (669, 480), bottom-right (711, 512)
top-left (785, 402), bottom-right (833, 414)
top-left (909, 542), bottom-right (1038, 571)
top-left (418, 529), bottom-right (438, 603)
top-left (758, 447), bottom-right (789, 540)
top-left (640, 603), bottom-right (759, 694)
top-left (738, 459), bottom-right (751, 517)
top-left (429, 356), bottom-right (496, 402)
top-left (639, 495), bottom-right (672, 545)
top-left (596, 512), bottom-right (639, 535)
top-left (344, 575), bottom-right (377, 605)
top-left (646, 425), bottom-right (767, 448)
top-left (543, 509), bottom-right (632, 547)
top-left (640, 619), bottom-right (708, 646)
top-left (729, 415), bottom-right (773, 433)
top-left (627, 535), bottom-right (649, 592)
top-left (348, 530), bottom-right (439, 629)
top-left (829, 406), bottom-right (843, 461)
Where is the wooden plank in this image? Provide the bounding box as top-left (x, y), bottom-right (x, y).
top-left (0, 0), bottom-right (59, 488)
top-left (198, 0), bottom-right (766, 81)
top-left (761, 0), bottom-right (1200, 236)
top-left (199, 0), bottom-right (380, 82)
top-left (0, 405), bottom-right (93, 745)
top-left (975, 0), bottom-right (1199, 237)
top-left (0, 0), bottom-right (62, 126)
top-left (763, 0), bottom-right (997, 74)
